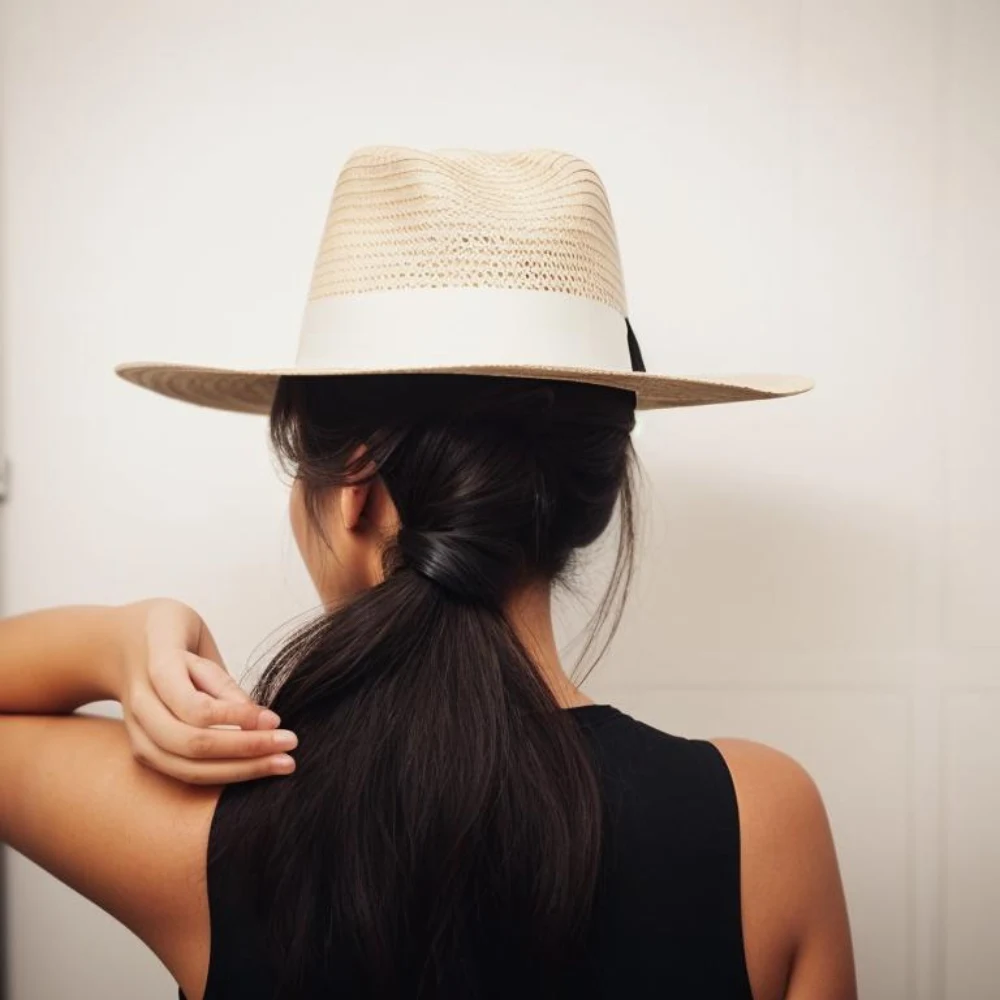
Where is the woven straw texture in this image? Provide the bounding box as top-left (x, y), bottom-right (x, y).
top-left (307, 147), bottom-right (627, 311)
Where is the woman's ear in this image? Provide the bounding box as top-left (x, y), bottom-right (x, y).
top-left (338, 443), bottom-right (377, 532)
top-left (336, 444), bottom-right (401, 588)
top-left (338, 478), bottom-right (372, 532)
top-left (337, 444), bottom-right (399, 539)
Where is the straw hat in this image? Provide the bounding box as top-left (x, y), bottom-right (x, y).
top-left (115, 145), bottom-right (813, 414)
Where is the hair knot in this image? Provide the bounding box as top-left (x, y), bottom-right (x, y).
top-left (395, 525), bottom-right (520, 608)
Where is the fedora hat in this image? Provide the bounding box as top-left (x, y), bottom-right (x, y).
top-left (115, 145), bottom-right (813, 413)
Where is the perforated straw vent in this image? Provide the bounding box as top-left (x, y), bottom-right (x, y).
top-left (306, 147), bottom-right (628, 313)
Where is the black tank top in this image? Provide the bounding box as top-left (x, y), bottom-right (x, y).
top-left (180, 704), bottom-right (752, 999)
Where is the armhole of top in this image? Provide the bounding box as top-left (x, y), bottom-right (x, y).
top-left (197, 781), bottom-right (236, 1000)
top-left (698, 738), bottom-right (756, 1000)
top-left (177, 782), bottom-right (231, 1000)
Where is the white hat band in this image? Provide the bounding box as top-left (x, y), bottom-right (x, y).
top-left (295, 287), bottom-right (632, 372)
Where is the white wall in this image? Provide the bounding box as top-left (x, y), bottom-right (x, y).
top-left (1, 1), bottom-right (997, 997)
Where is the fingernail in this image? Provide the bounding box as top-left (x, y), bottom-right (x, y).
top-left (273, 730), bottom-right (298, 750)
top-left (259, 709), bottom-right (281, 728)
top-left (272, 754), bottom-right (295, 771)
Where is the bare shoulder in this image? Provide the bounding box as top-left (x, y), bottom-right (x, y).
top-left (0, 712), bottom-right (220, 1000)
top-left (710, 737), bottom-right (827, 834)
top-left (709, 738), bottom-right (858, 1000)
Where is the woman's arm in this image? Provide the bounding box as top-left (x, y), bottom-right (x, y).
top-left (0, 710), bottom-right (220, 999)
top-left (0, 604), bottom-right (125, 713)
top-left (712, 738), bottom-right (858, 1000)
top-left (0, 600), bottom-right (298, 998)
top-left (0, 599), bottom-right (298, 782)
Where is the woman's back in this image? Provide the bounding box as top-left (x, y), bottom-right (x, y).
top-left (187, 704), bottom-right (753, 999)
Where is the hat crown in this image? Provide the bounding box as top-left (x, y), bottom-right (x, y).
top-left (305, 146), bottom-right (627, 313)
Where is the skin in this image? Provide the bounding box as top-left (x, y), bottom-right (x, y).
top-left (0, 464), bottom-right (857, 1000)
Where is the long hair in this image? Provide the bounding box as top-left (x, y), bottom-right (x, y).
top-left (213, 372), bottom-right (640, 999)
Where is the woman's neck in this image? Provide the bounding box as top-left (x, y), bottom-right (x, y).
top-left (503, 580), bottom-right (595, 710)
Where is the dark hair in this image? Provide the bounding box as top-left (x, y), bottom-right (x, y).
top-left (214, 372), bottom-right (641, 999)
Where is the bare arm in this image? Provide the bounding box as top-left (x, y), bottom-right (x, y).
top-left (712, 738), bottom-right (858, 1000)
top-left (0, 604), bottom-right (124, 713)
top-left (0, 712), bottom-right (219, 999)
top-left (0, 600), bottom-right (297, 782)
top-left (0, 601), bottom-right (300, 998)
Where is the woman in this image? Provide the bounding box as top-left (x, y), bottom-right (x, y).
top-left (0, 146), bottom-right (856, 999)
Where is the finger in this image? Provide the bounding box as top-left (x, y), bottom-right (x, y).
top-left (194, 620), bottom-right (227, 670)
top-left (187, 653), bottom-right (251, 702)
top-left (185, 654), bottom-right (280, 729)
top-left (148, 652), bottom-right (271, 731)
top-left (128, 720), bottom-right (296, 785)
top-left (130, 685), bottom-right (298, 761)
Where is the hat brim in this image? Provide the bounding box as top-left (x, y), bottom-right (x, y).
top-left (114, 362), bottom-right (814, 415)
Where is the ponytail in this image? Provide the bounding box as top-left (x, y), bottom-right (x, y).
top-left (212, 373), bottom-right (639, 999)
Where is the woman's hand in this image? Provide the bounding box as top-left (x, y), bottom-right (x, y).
top-left (116, 598), bottom-right (298, 785)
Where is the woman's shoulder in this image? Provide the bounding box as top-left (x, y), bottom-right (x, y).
top-left (584, 712), bottom-right (854, 1000)
top-left (584, 708), bottom-right (826, 826)
top-left (708, 736), bottom-right (833, 883)
top-left (709, 736), bottom-right (827, 828)
top-left (0, 711), bottom-right (221, 1000)
top-left (709, 737), bottom-right (855, 1000)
